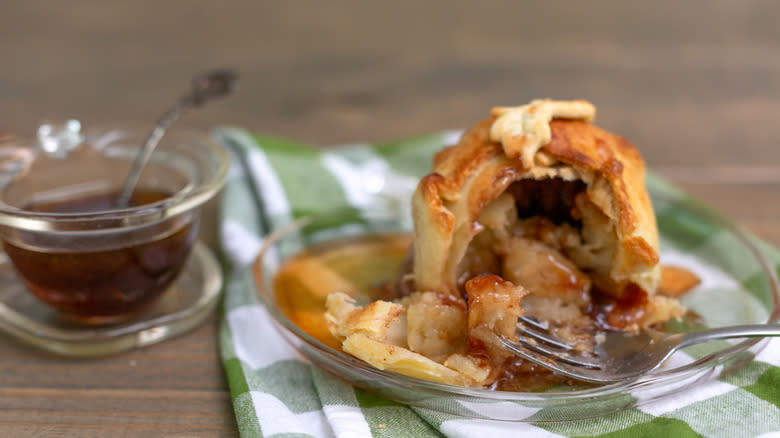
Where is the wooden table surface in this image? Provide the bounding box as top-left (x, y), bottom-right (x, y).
top-left (1, 1), bottom-right (779, 436)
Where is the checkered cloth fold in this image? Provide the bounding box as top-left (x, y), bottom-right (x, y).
top-left (214, 127), bottom-right (780, 438)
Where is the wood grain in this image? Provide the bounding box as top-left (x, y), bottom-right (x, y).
top-left (1, 0), bottom-right (779, 436)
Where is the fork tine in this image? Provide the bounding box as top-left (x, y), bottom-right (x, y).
top-left (517, 321), bottom-right (576, 351)
top-left (516, 317), bottom-right (603, 368)
top-left (515, 333), bottom-right (602, 369)
top-left (518, 315), bottom-right (548, 330)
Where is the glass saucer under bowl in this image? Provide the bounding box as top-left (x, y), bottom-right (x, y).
top-left (0, 242), bottom-right (222, 356)
top-left (250, 188), bottom-right (780, 422)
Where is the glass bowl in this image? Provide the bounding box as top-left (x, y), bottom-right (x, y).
top-left (0, 123), bottom-right (228, 325)
top-left (252, 190), bottom-right (780, 422)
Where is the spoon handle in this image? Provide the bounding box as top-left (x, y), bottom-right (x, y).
top-left (116, 69), bottom-right (237, 207)
top-left (115, 99), bottom-right (189, 207)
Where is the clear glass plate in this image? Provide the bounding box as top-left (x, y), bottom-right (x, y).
top-left (252, 189), bottom-right (780, 422)
top-left (0, 242), bottom-right (222, 356)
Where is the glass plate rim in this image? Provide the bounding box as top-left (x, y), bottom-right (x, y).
top-left (251, 188), bottom-right (780, 407)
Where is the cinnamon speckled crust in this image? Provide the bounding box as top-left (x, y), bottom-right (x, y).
top-left (412, 113), bottom-right (661, 300)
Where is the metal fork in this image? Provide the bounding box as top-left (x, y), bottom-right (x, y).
top-left (498, 316), bottom-right (780, 384)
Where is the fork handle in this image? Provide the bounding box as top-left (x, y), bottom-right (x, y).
top-left (679, 323), bottom-right (780, 349)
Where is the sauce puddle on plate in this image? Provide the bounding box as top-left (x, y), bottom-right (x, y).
top-left (274, 233), bottom-right (412, 350)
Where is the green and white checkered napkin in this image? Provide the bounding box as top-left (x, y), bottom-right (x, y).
top-left (214, 127), bottom-right (780, 438)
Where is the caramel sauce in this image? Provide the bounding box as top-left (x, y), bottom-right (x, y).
top-left (490, 359), bottom-right (570, 392)
top-left (3, 189), bottom-right (198, 324)
top-left (589, 284), bottom-right (649, 330)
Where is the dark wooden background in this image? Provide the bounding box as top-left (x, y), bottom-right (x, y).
top-left (1, 1), bottom-right (779, 436)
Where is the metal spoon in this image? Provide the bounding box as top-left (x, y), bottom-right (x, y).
top-left (115, 68), bottom-right (238, 207)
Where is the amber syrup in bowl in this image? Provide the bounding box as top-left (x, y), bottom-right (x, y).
top-left (1, 189), bottom-right (199, 325)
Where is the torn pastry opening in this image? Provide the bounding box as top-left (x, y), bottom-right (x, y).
top-left (457, 175), bottom-right (667, 355)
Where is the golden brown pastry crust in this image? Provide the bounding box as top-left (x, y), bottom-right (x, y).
top-left (323, 100), bottom-right (684, 387)
top-left (412, 112), bottom-right (661, 300)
